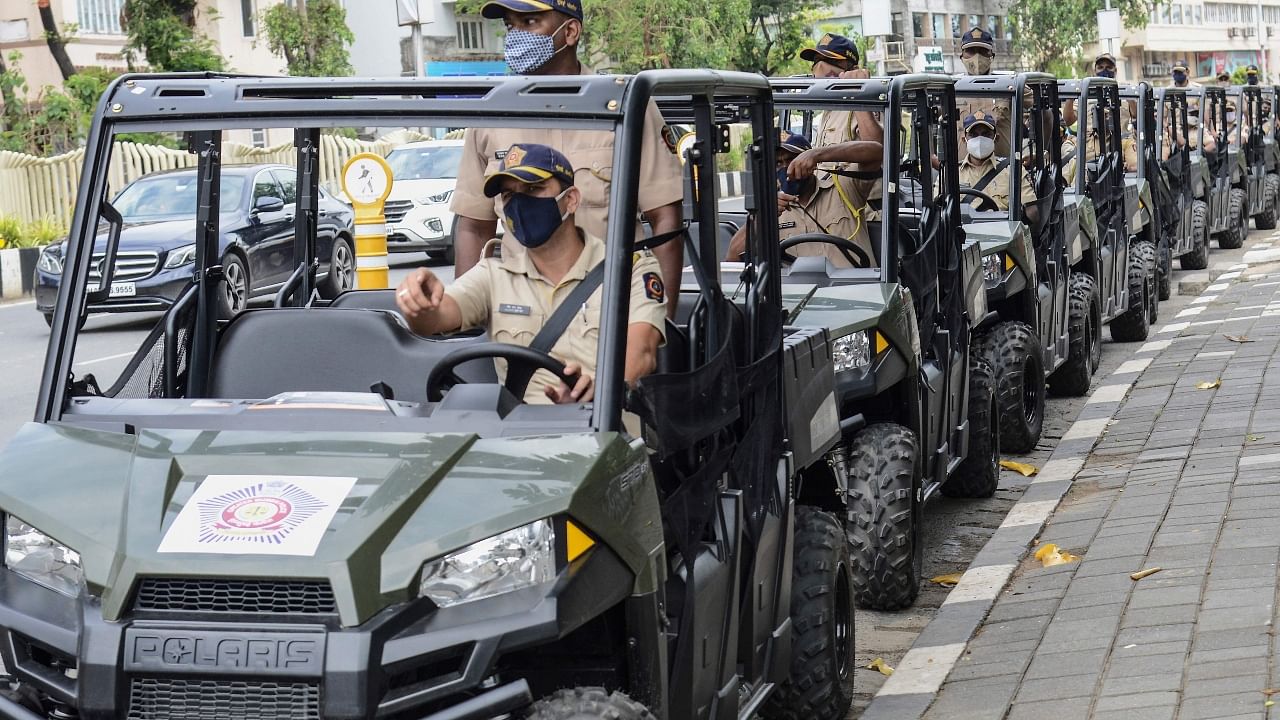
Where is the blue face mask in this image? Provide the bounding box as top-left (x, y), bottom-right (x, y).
top-left (1097, 68), bottom-right (1116, 79)
top-left (777, 168), bottom-right (802, 196)
top-left (1173, 70), bottom-right (1187, 84)
top-left (504, 21), bottom-right (570, 74)
top-left (503, 187), bottom-right (571, 249)
top-left (1248, 75), bottom-right (1260, 85)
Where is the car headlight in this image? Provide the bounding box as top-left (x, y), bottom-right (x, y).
top-left (37, 246), bottom-right (63, 275)
top-left (833, 331), bottom-right (872, 373)
top-left (4, 516), bottom-right (82, 597)
top-left (420, 190), bottom-right (453, 205)
top-left (983, 253), bottom-right (1005, 283)
top-left (163, 243), bottom-right (197, 269)
top-left (419, 519), bottom-right (555, 607)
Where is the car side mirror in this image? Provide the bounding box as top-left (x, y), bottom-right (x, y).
top-left (254, 196), bottom-right (285, 213)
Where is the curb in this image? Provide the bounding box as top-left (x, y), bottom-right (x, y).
top-left (716, 171), bottom-right (745, 198)
top-left (0, 247), bottom-right (40, 300)
top-left (858, 261), bottom-right (1253, 720)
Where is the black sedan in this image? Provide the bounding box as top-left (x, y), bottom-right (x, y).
top-left (34, 164), bottom-right (356, 323)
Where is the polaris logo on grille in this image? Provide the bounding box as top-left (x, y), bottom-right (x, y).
top-left (124, 629), bottom-right (325, 677)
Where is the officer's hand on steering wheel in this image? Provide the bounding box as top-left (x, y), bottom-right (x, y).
top-left (544, 362), bottom-right (593, 404)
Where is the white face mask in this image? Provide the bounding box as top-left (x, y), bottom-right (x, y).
top-left (967, 136), bottom-right (995, 160)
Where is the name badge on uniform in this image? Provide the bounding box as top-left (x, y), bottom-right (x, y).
top-left (779, 221), bottom-right (797, 230)
top-left (499, 303), bottom-right (531, 316)
top-left (495, 150), bottom-right (508, 160)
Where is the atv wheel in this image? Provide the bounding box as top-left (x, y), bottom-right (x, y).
top-left (1136, 241), bottom-right (1158, 325)
top-left (1218, 188), bottom-right (1248, 250)
top-left (1157, 236), bottom-right (1172, 301)
top-left (764, 507), bottom-right (855, 720)
top-left (846, 423), bottom-right (920, 611)
top-left (526, 688), bottom-right (655, 720)
top-left (1255, 174), bottom-right (1279, 230)
top-left (976, 322), bottom-right (1044, 454)
top-left (946, 356), bottom-right (1000, 498)
top-left (1179, 200), bottom-right (1210, 270)
top-left (1048, 273), bottom-right (1099, 396)
top-left (1109, 245), bottom-right (1151, 342)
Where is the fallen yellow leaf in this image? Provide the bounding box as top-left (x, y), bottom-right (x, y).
top-left (1000, 460), bottom-right (1039, 477)
top-left (1034, 543), bottom-right (1080, 567)
top-left (1224, 334), bottom-right (1255, 343)
top-left (930, 573), bottom-right (964, 587)
top-left (1266, 700), bottom-right (1275, 708)
top-left (1130, 567), bottom-right (1162, 581)
top-left (1196, 379), bottom-right (1221, 390)
top-left (867, 658), bottom-right (895, 676)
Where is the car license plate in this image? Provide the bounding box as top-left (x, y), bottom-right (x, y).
top-left (109, 281), bottom-right (136, 298)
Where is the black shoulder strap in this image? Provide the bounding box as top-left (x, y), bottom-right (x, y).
top-left (503, 260), bottom-right (607, 396)
top-left (973, 158), bottom-right (1010, 193)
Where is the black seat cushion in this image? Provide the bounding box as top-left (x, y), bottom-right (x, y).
top-left (209, 308), bottom-right (496, 403)
top-left (329, 289), bottom-right (401, 313)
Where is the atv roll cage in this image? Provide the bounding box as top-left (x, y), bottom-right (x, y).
top-left (38, 71), bottom-right (777, 437)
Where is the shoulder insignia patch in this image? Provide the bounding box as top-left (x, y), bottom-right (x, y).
top-left (643, 272), bottom-right (665, 303)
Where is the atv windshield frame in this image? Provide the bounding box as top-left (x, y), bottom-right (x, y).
top-left (37, 71), bottom-right (778, 436)
top-left (767, 74), bottom-right (964, 287)
top-left (1057, 77), bottom-right (1125, 196)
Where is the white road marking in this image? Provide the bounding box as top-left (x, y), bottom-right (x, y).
top-left (1176, 306), bottom-right (1206, 318)
top-left (1088, 384), bottom-right (1131, 404)
top-left (1191, 295), bottom-right (1219, 305)
top-left (1196, 351), bottom-right (1235, 359)
top-left (1206, 283), bottom-right (1230, 292)
top-left (876, 643), bottom-right (968, 696)
top-left (942, 564), bottom-right (1018, 606)
top-left (0, 300), bottom-right (36, 310)
top-left (1138, 339), bottom-right (1172, 353)
top-left (1114, 358), bottom-right (1153, 375)
top-left (74, 351), bottom-right (134, 367)
top-left (1062, 417), bottom-right (1111, 441)
top-left (1158, 322), bottom-right (1191, 334)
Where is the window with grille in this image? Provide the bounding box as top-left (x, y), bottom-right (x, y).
top-left (78, 0), bottom-right (125, 35)
top-left (457, 20), bottom-right (485, 51)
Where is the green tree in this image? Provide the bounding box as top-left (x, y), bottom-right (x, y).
top-left (732, 0), bottom-right (838, 77)
top-left (579, 0), bottom-right (750, 72)
top-left (121, 0), bottom-right (224, 72)
top-left (1011, 0), bottom-right (1156, 73)
top-left (261, 0), bottom-right (355, 77)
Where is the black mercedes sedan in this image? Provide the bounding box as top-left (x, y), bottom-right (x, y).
top-left (34, 164), bottom-right (356, 324)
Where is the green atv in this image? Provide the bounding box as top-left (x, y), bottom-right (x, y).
top-left (1193, 86), bottom-right (1245, 252)
top-left (1155, 87), bottom-right (1211, 273)
top-left (0, 71), bottom-right (856, 720)
top-left (1118, 81), bottom-right (1163, 315)
top-left (954, 73), bottom-right (1077, 454)
top-left (1231, 85), bottom-right (1280, 232)
top-left (1058, 78), bottom-right (1153, 346)
top-left (765, 75), bottom-right (1000, 611)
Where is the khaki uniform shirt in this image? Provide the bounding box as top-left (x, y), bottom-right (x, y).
top-left (451, 76), bottom-right (683, 254)
top-left (779, 174), bottom-right (877, 267)
top-left (445, 231), bottom-right (668, 404)
top-left (958, 155), bottom-right (1037, 211)
top-left (957, 97), bottom-right (1013, 157)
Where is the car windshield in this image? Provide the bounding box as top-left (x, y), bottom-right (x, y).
top-left (112, 174), bottom-right (247, 219)
top-left (386, 145), bottom-right (463, 180)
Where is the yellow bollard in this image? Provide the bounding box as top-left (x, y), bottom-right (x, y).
top-left (340, 153), bottom-right (395, 289)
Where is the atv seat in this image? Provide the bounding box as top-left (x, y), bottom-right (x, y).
top-left (208, 308), bottom-right (497, 404)
top-left (329, 289), bottom-right (402, 313)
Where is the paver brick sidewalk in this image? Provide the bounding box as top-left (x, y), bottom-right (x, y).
top-left (922, 267), bottom-right (1280, 720)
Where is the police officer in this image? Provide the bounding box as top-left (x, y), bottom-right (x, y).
top-left (1172, 60), bottom-right (1201, 89)
top-left (1247, 64), bottom-right (1262, 86)
top-left (725, 131), bottom-right (883, 267)
top-left (450, 0), bottom-right (684, 316)
top-left (955, 27), bottom-right (1012, 157)
top-left (397, 143), bottom-right (667, 405)
top-left (1217, 72), bottom-right (1232, 87)
top-left (958, 112), bottom-right (1037, 213)
top-left (798, 33), bottom-right (884, 148)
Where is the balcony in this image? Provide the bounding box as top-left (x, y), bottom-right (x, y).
top-left (923, 37), bottom-right (1014, 55)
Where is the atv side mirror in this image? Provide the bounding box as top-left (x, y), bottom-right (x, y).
top-left (254, 196), bottom-right (285, 214)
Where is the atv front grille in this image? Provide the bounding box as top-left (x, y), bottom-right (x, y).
top-left (133, 578), bottom-right (337, 614)
top-left (126, 678), bottom-right (320, 720)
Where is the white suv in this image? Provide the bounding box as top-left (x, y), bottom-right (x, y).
top-left (383, 140), bottom-right (466, 263)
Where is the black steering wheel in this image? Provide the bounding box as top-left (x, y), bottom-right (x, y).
top-left (957, 188), bottom-right (1001, 212)
top-left (426, 342), bottom-right (579, 402)
top-left (779, 233), bottom-right (872, 268)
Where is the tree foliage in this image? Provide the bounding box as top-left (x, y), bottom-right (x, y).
top-left (261, 0), bottom-right (355, 77)
top-left (121, 0), bottom-right (224, 72)
top-left (578, 0), bottom-right (750, 73)
top-left (732, 0), bottom-right (837, 76)
top-left (1011, 0), bottom-right (1155, 72)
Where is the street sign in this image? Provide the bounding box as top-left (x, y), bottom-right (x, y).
top-left (340, 153), bottom-right (394, 289)
top-left (917, 46), bottom-right (945, 73)
top-left (342, 154), bottom-right (393, 206)
top-left (1097, 9), bottom-right (1122, 40)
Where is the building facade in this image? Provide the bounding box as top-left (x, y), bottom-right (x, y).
top-left (1087, 1), bottom-right (1279, 85)
top-left (822, 0), bottom-right (1019, 74)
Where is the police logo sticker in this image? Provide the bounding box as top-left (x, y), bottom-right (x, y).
top-left (159, 475), bottom-right (356, 556)
top-left (643, 272), bottom-right (665, 302)
top-left (505, 145), bottom-right (527, 167)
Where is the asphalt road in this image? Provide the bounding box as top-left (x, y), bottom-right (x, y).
top-left (0, 253), bottom-right (450, 448)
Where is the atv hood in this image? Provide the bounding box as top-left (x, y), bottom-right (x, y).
top-left (0, 423), bottom-right (660, 625)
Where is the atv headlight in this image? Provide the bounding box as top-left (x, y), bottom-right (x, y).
top-left (983, 253), bottom-right (1005, 283)
top-left (419, 519), bottom-right (555, 607)
top-left (163, 243), bottom-right (197, 269)
top-left (833, 332), bottom-right (872, 373)
top-left (4, 516), bottom-right (82, 597)
top-left (37, 246), bottom-right (63, 275)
